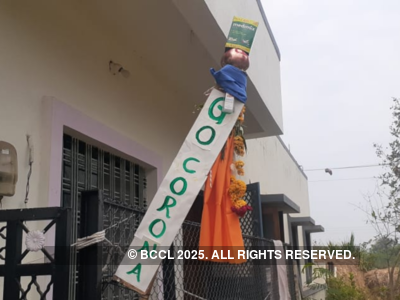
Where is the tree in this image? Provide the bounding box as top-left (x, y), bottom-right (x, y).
top-left (369, 236), bottom-right (400, 270)
top-left (364, 98), bottom-right (400, 300)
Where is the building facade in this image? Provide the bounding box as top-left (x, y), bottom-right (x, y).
top-left (244, 136), bottom-right (326, 299)
top-left (0, 0), bottom-right (324, 299)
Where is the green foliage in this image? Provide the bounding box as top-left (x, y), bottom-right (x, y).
top-left (373, 247), bottom-right (400, 270)
top-left (326, 274), bottom-right (368, 300)
top-left (324, 232), bottom-right (361, 259)
top-left (301, 262), bottom-right (330, 288)
top-left (359, 250), bottom-right (376, 272)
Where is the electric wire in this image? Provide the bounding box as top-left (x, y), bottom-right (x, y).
top-left (304, 163), bottom-right (387, 172)
top-left (309, 177), bottom-right (378, 183)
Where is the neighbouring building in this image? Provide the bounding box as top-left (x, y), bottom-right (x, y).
top-left (0, 0), bottom-right (324, 299)
top-left (244, 136), bottom-right (326, 299)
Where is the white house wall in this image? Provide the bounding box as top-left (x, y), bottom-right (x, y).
top-left (243, 136), bottom-right (323, 294)
top-left (243, 136), bottom-right (310, 217)
top-left (0, 3), bottom-right (210, 297)
top-left (0, 1), bottom-right (206, 210)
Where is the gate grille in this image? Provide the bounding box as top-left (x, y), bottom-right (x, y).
top-left (62, 134), bottom-right (147, 300)
top-left (0, 207), bottom-right (71, 300)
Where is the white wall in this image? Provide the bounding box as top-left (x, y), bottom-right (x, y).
top-left (306, 288), bottom-right (327, 300)
top-left (0, 2), bottom-right (206, 298)
top-left (243, 136), bottom-right (310, 286)
top-left (242, 136), bottom-right (310, 216)
top-left (0, 0), bottom-right (201, 211)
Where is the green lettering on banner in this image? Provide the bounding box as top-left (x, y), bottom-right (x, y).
top-left (208, 97), bottom-right (226, 124)
top-left (157, 196), bottom-right (177, 218)
top-left (196, 126), bottom-right (216, 146)
top-left (149, 219), bottom-right (166, 238)
top-left (127, 263), bottom-right (142, 283)
top-left (183, 157), bottom-right (200, 174)
top-left (170, 177), bottom-right (187, 195)
top-left (138, 241), bottom-right (157, 253)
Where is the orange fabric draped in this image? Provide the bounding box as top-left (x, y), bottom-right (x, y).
top-left (199, 135), bottom-right (246, 264)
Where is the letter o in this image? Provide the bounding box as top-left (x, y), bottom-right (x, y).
top-left (196, 126), bottom-right (216, 146)
top-left (170, 177), bottom-right (187, 196)
top-left (149, 219), bottom-right (166, 239)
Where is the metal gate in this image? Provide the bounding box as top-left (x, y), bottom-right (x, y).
top-left (62, 134), bottom-right (147, 300)
top-left (0, 207), bottom-right (71, 300)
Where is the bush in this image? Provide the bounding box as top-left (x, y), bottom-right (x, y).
top-left (327, 274), bottom-right (368, 300)
top-left (359, 251), bottom-right (376, 272)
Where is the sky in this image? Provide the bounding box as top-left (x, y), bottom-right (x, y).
top-left (261, 0), bottom-right (400, 245)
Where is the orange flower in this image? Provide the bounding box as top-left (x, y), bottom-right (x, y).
top-left (234, 136), bottom-right (245, 156)
top-left (233, 199), bottom-right (247, 209)
top-left (235, 161), bottom-right (244, 168)
top-left (228, 176), bottom-right (246, 202)
top-left (228, 106), bottom-right (251, 217)
top-left (237, 106), bottom-right (246, 124)
top-left (235, 160), bottom-right (245, 176)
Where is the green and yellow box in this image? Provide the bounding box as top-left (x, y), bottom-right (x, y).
top-left (225, 17), bottom-right (259, 55)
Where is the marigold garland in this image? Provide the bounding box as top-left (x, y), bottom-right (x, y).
top-left (233, 199), bottom-right (247, 209)
top-left (195, 101), bottom-right (251, 217)
top-left (228, 106), bottom-right (252, 217)
top-left (234, 160), bottom-right (245, 176)
top-left (234, 136), bottom-right (246, 157)
top-left (237, 106), bottom-right (245, 124)
top-left (228, 176), bottom-right (246, 202)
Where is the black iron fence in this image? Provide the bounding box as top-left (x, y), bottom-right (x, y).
top-left (0, 207), bottom-right (71, 300)
top-left (99, 207), bottom-right (298, 300)
top-left (76, 186), bottom-right (298, 300)
top-left (286, 257), bottom-right (298, 300)
top-left (148, 220), bottom-right (281, 300)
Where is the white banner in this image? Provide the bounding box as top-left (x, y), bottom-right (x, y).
top-left (114, 88), bottom-right (244, 293)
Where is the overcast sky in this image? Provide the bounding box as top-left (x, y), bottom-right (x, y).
top-left (261, 0), bottom-right (400, 245)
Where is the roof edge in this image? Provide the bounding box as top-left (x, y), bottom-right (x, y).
top-left (277, 135), bottom-right (308, 179)
top-left (261, 194), bottom-right (301, 214)
top-left (255, 0), bottom-right (281, 61)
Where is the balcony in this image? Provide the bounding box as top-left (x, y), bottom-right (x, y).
top-left (173, 0), bottom-right (284, 137)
